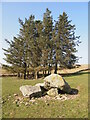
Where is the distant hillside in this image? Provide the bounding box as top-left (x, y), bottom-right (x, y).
top-left (0, 64), bottom-right (89, 77)
top-left (52, 64), bottom-right (89, 74)
top-left (0, 68), bottom-right (16, 77)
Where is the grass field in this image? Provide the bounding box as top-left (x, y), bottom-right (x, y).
top-left (2, 71), bottom-right (89, 118)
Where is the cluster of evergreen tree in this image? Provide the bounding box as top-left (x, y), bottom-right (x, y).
top-left (3, 8), bottom-right (80, 79)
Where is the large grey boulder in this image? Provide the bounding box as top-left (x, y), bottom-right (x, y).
top-left (20, 85), bottom-right (42, 98)
top-left (44, 74), bottom-right (72, 93)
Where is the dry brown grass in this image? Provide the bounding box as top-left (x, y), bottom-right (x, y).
top-left (0, 68), bottom-right (13, 75)
top-left (0, 64), bottom-right (89, 76)
top-left (53, 64), bottom-right (89, 74)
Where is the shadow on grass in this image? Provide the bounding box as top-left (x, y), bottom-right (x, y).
top-left (60, 71), bottom-right (90, 77)
top-left (70, 88), bottom-right (79, 95)
top-left (38, 70), bottom-right (90, 79)
top-left (58, 88), bottom-right (79, 95)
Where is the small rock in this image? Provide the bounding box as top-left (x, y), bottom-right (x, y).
top-left (63, 96), bottom-right (68, 100)
top-left (15, 96), bottom-right (23, 101)
top-left (35, 98), bottom-right (38, 100)
top-left (19, 104), bottom-right (21, 106)
top-left (25, 102), bottom-right (29, 106)
top-left (14, 94), bottom-right (18, 96)
top-left (56, 97), bottom-right (62, 100)
top-left (46, 102), bottom-right (49, 106)
top-left (31, 97), bottom-right (34, 100)
top-left (55, 95), bottom-right (60, 99)
top-left (19, 101), bottom-right (23, 104)
top-left (60, 95), bottom-right (68, 101)
top-left (10, 112), bottom-right (13, 115)
top-left (1, 100), bottom-right (4, 104)
top-left (29, 99), bottom-right (35, 103)
top-left (13, 101), bottom-right (15, 104)
top-left (8, 96), bottom-right (11, 98)
top-left (45, 100), bottom-right (47, 103)
top-left (47, 88), bottom-right (58, 97)
top-left (15, 99), bottom-right (18, 103)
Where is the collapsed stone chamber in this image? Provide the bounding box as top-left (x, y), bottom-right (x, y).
top-left (20, 74), bottom-right (72, 98)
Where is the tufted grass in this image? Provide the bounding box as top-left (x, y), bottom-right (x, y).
top-left (2, 71), bottom-right (89, 118)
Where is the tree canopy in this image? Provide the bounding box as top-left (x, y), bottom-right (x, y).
top-left (3, 8), bottom-right (80, 79)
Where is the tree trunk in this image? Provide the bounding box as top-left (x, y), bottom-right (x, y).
top-left (17, 72), bottom-right (20, 78)
top-left (35, 71), bottom-right (38, 79)
top-left (48, 70), bottom-right (49, 75)
top-left (20, 73), bottom-right (23, 78)
top-left (38, 71), bottom-right (39, 78)
top-left (48, 70), bottom-right (51, 75)
top-left (24, 72), bottom-right (26, 79)
top-left (48, 64), bottom-right (51, 75)
top-left (27, 71), bottom-right (29, 79)
top-left (43, 70), bottom-right (45, 77)
top-left (45, 70), bottom-right (46, 76)
top-left (24, 62), bottom-right (27, 79)
top-left (54, 62), bottom-right (57, 74)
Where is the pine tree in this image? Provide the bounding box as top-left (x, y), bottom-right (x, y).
top-left (18, 15), bottom-right (41, 79)
top-left (42, 8), bottom-right (53, 75)
top-left (3, 37), bottom-right (25, 77)
top-left (59, 12), bottom-right (80, 68)
top-left (53, 12), bottom-right (80, 73)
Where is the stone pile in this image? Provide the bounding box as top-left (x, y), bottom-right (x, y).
top-left (20, 74), bottom-right (72, 99)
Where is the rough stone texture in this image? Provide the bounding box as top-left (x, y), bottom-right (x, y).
top-left (20, 85), bottom-right (42, 98)
top-left (44, 74), bottom-right (71, 93)
top-left (35, 83), bottom-right (47, 95)
top-left (47, 88), bottom-right (58, 97)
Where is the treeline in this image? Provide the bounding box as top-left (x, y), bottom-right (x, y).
top-left (3, 8), bottom-right (80, 79)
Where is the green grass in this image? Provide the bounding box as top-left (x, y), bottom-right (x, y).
top-left (2, 72), bottom-right (88, 118)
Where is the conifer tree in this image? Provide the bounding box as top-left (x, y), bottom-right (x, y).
top-left (53, 12), bottom-right (80, 73)
top-left (19, 15), bottom-right (42, 79)
top-left (3, 37), bottom-right (24, 77)
top-left (42, 8), bottom-right (53, 75)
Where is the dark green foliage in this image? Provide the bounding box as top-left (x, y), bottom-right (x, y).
top-left (53, 12), bottom-right (80, 73)
top-left (3, 9), bottom-right (80, 79)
